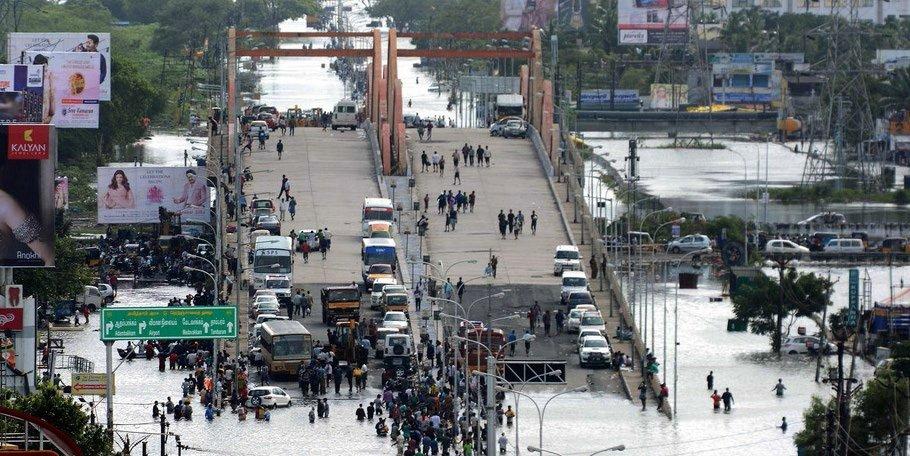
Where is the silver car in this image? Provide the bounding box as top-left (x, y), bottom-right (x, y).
top-left (667, 234), bottom-right (711, 254)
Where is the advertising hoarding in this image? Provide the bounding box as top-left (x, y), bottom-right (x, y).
top-left (650, 83), bottom-right (689, 109)
top-left (501, 0), bottom-right (558, 31)
top-left (579, 89), bottom-right (640, 110)
top-left (26, 51), bottom-right (100, 129)
top-left (0, 65), bottom-right (49, 124)
top-left (97, 166), bottom-right (210, 224)
top-left (55, 176), bottom-right (69, 211)
top-left (618, 0), bottom-right (688, 45)
top-left (8, 32), bottom-right (111, 101)
top-left (0, 124), bottom-right (56, 267)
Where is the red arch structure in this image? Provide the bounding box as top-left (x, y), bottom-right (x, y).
top-left (227, 28), bottom-right (556, 175)
top-left (0, 406), bottom-right (83, 456)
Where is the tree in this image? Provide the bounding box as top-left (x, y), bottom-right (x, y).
top-left (15, 230), bottom-right (94, 306)
top-left (876, 68), bottom-right (910, 114)
top-left (0, 384), bottom-right (113, 456)
top-left (151, 0), bottom-right (233, 55)
top-left (731, 269), bottom-right (831, 351)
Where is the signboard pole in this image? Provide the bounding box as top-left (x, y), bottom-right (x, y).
top-left (105, 341), bottom-right (113, 430)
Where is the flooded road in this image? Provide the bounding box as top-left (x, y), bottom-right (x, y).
top-left (584, 134), bottom-right (910, 224)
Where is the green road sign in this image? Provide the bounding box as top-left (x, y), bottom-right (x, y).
top-left (100, 307), bottom-right (237, 341)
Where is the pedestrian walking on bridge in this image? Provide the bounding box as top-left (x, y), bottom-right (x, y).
top-left (276, 139), bottom-right (284, 160)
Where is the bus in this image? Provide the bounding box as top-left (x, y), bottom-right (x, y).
top-left (252, 236), bottom-right (293, 289)
top-left (361, 197), bottom-right (394, 236)
top-left (260, 320), bottom-right (312, 376)
top-left (361, 238), bottom-right (397, 282)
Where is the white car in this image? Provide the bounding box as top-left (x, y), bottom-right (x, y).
top-left (765, 239), bottom-right (810, 255)
top-left (370, 279), bottom-right (400, 310)
top-left (553, 245), bottom-right (582, 275)
top-left (560, 271), bottom-right (589, 301)
top-left (382, 311), bottom-right (409, 331)
top-left (247, 386), bottom-right (291, 408)
top-left (667, 235), bottom-right (712, 254)
top-left (781, 336), bottom-right (835, 355)
top-left (565, 305), bottom-right (597, 333)
top-left (253, 290), bottom-right (278, 300)
top-left (576, 329), bottom-right (603, 352)
top-left (578, 335), bottom-right (612, 368)
top-left (578, 312), bottom-right (606, 335)
top-left (824, 238), bottom-right (865, 253)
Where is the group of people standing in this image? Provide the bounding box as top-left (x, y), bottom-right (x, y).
top-left (497, 209), bottom-right (537, 239)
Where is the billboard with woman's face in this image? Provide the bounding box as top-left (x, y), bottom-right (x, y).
top-left (96, 166), bottom-right (210, 224)
top-left (0, 124), bottom-right (56, 267)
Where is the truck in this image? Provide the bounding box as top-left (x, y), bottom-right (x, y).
top-left (75, 284), bottom-right (116, 311)
top-left (320, 284), bottom-right (362, 325)
top-left (495, 94), bottom-right (524, 120)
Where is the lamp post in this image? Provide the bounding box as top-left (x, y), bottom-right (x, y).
top-left (452, 329), bottom-right (526, 456)
top-left (473, 369), bottom-right (560, 456)
top-left (728, 150), bottom-right (750, 262)
top-left (526, 445), bottom-right (625, 456)
top-left (670, 248), bottom-right (712, 415)
top-left (495, 386), bottom-right (587, 455)
top-left (182, 266), bottom-right (222, 409)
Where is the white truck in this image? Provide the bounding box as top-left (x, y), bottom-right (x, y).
top-left (75, 284), bottom-right (116, 311)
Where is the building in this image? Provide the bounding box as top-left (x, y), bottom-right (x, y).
top-left (725, 0), bottom-right (910, 24)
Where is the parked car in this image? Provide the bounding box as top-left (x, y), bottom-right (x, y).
top-left (560, 271), bottom-right (589, 303)
top-left (781, 335), bottom-right (835, 355)
top-left (824, 238), bottom-right (865, 254)
top-left (250, 198), bottom-right (274, 213)
top-left (256, 215), bottom-right (281, 235)
top-left (76, 284), bottom-right (116, 311)
top-left (374, 327), bottom-right (402, 358)
top-left (798, 212), bottom-right (846, 226)
top-left (565, 304), bottom-right (597, 333)
top-left (879, 238), bottom-right (909, 253)
top-left (382, 311), bottom-right (409, 331)
top-left (578, 311), bottom-right (606, 335)
top-left (370, 278), bottom-right (399, 310)
top-left (576, 329), bottom-right (603, 352)
top-left (578, 335), bottom-right (612, 368)
top-left (553, 245), bottom-right (582, 275)
top-left (764, 239), bottom-right (810, 255)
top-left (247, 386), bottom-right (291, 408)
top-left (565, 291), bottom-right (595, 308)
top-left (489, 116), bottom-right (522, 136)
top-left (667, 234), bottom-right (712, 254)
top-left (365, 264), bottom-right (395, 291)
top-left (501, 119), bottom-right (527, 138)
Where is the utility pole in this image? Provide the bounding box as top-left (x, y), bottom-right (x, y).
top-left (159, 413), bottom-right (167, 456)
top-left (774, 259), bottom-right (788, 359)
top-left (815, 272), bottom-right (832, 383)
top-left (486, 355), bottom-right (497, 456)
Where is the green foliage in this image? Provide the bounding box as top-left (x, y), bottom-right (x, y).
top-left (368, 0), bottom-right (500, 34)
top-left (731, 270), bottom-right (831, 350)
top-left (17, 0), bottom-right (114, 37)
top-left (766, 184), bottom-right (910, 205)
top-left (618, 67), bottom-right (652, 94)
top-left (794, 396), bottom-right (829, 455)
top-left (15, 234), bottom-right (94, 304)
top-left (0, 383), bottom-right (113, 456)
top-left (151, 0), bottom-right (232, 55)
top-left (875, 68), bottom-right (910, 114)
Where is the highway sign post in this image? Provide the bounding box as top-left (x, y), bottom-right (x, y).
top-left (99, 306), bottom-right (237, 429)
top-left (100, 306), bottom-right (237, 341)
top-left (847, 269), bottom-right (859, 327)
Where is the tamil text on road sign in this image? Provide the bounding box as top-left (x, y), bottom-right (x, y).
top-left (100, 307), bottom-right (237, 341)
top-left (71, 372), bottom-right (114, 396)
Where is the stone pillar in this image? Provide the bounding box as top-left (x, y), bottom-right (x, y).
top-left (372, 29), bottom-right (382, 125)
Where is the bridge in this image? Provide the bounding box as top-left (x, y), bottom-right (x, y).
top-left (574, 110), bottom-right (779, 134)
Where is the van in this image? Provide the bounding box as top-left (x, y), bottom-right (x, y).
top-left (249, 120), bottom-right (270, 139)
top-left (560, 270), bottom-right (589, 303)
top-left (824, 238), bottom-right (865, 254)
top-left (332, 99), bottom-right (358, 130)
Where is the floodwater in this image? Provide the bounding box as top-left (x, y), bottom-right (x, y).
top-left (583, 134), bottom-right (910, 224)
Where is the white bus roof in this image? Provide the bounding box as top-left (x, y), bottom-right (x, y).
top-left (255, 236), bottom-right (292, 250)
top-left (363, 197), bottom-right (393, 209)
top-left (362, 238), bottom-right (396, 248)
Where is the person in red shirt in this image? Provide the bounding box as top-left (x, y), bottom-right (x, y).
top-left (711, 390), bottom-right (721, 411)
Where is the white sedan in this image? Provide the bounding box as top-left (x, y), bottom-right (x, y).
top-left (247, 386), bottom-right (291, 408)
top-left (382, 311), bottom-right (409, 331)
top-left (781, 336), bottom-right (835, 355)
top-left (578, 312), bottom-right (606, 335)
top-left (576, 330), bottom-right (603, 353)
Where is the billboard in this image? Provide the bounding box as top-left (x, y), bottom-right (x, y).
top-left (579, 89), bottom-right (640, 110)
top-left (618, 0), bottom-right (688, 45)
top-left (0, 124), bottom-right (56, 267)
top-left (0, 65), bottom-right (49, 124)
top-left (26, 52), bottom-right (100, 129)
top-left (54, 176), bottom-right (69, 211)
top-left (650, 83), bottom-right (689, 109)
top-left (501, 0), bottom-right (558, 31)
top-left (97, 166), bottom-right (210, 224)
top-left (8, 33), bottom-right (111, 101)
